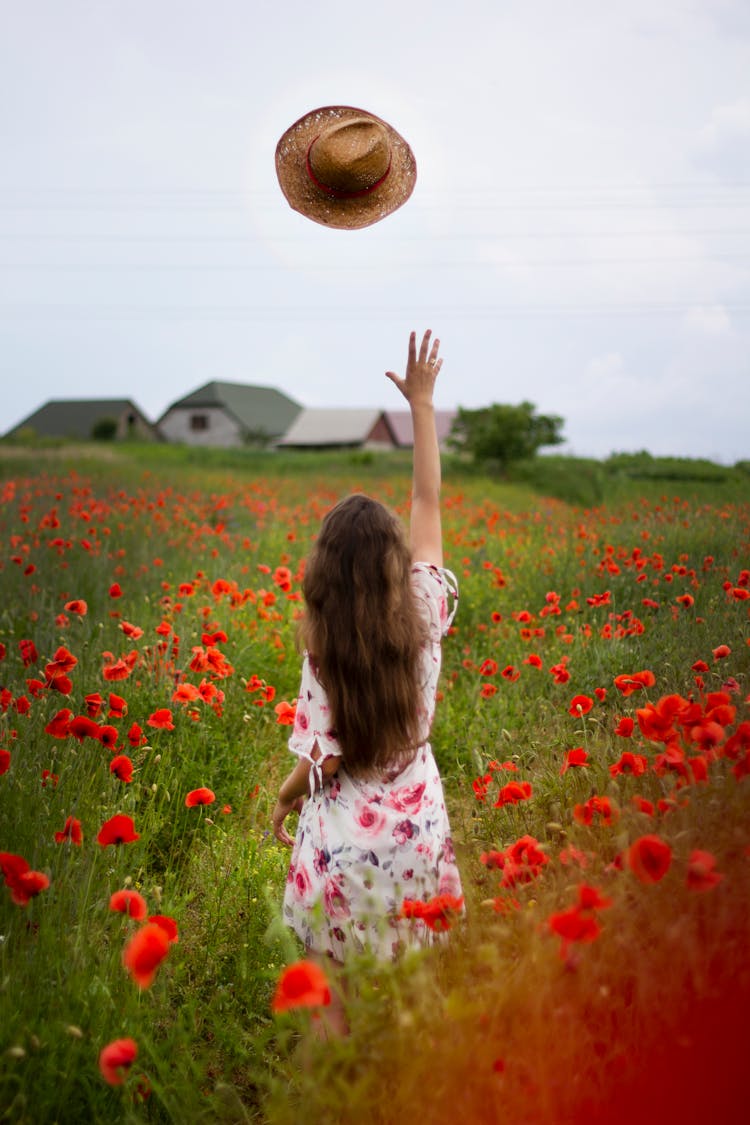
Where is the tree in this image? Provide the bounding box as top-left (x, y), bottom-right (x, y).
top-left (448, 401), bottom-right (565, 470)
top-left (91, 417), bottom-right (118, 441)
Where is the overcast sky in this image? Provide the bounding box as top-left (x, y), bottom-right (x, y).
top-left (2, 0), bottom-right (749, 461)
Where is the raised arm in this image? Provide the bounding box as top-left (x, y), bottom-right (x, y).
top-left (386, 330), bottom-right (443, 567)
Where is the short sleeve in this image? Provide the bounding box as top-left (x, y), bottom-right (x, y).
top-left (411, 563), bottom-right (459, 642)
top-left (288, 653), bottom-right (343, 763)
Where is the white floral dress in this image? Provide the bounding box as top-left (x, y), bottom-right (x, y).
top-left (282, 563), bottom-right (463, 961)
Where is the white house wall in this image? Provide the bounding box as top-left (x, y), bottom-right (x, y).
top-left (158, 407), bottom-right (243, 447)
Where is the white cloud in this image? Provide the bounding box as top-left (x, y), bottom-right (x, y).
top-left (694, 98), bottom-right (750, 179)
top-left (683, 305), bottom-right (732, 336)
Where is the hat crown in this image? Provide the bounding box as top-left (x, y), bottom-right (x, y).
top-left (308, 118), bottom-right (390, 194)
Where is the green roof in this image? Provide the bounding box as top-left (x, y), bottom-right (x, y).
top-left (5, 400), bottom-right (155, 440)
top-left (160, 381), bottom-right (301, 438)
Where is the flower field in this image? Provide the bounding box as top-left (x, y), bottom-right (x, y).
top-left (0, 450), bottom-right (749, 1124)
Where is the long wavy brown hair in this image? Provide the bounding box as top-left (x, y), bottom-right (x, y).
top-left (299, 493), bottom-right (427, 777)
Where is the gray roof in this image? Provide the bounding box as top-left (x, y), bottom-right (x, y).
top-left (160, 381), bottom-right (301, 437)
top-left (384, 409), bottom-right (457, 447)
top-left (277, 408), bottom-right (387, 447)
top-left (5, 399), bottom-right (155, 440)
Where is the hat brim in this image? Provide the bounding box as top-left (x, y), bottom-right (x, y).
top-left (275, 105), bottom-right (416, 230)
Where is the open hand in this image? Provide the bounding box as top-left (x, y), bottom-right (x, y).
top-left (385, 329), bottom-right (442, 405)
top-left (271, 796), bottom-right (304, 847)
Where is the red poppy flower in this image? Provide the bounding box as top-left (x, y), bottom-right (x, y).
top-left (501, 665), bottom-right (520, 682)
top-left (568, 694), bottom-right (594, 716)
top-left (480, 683), bottom-right (497, 699)
top-left (523, 653), bottom-right (543, 669)
top-left (479, 659), bottom-right (498, 676)
top-left (19, 639), bottom-right (38, 667)
top-left (85, 692), bottom-right (104, 718)
top-left (54, 816), bottom-right (83, 845)
top-left (98, 1037), bottom-right (138, 1086)
top-left (148, 914), bottom-right (179, 943)
top-left (576, 883), bottom-right (612, 911)
top-left (97, 724), bottom-right (119, 750)
top-left (147, 708), bottom-right (174, 730)
top-left (560, 747), bottom-right (589, 775)
top-left (109, 583), bottom-right (123, 598)
top-left (64, 599), bottom-right (88, 616)
top-left (122, 922), bottom-right (171, 989)
top-left (119, 620), bottom-right (144, 640)
top-left (97, 813), bottom-right (140, 847)
top-left (609, 751), bottom-right (648, 778)
top-left (127, 721), bottom-right (147, 747)
top-left (614, 716), bottom-right (635, 738)
top-left (548, 905), bottom-right (602, 955)
top-left (172, 683), bottom-right (200, 705)
top-left (712, 645), bottom-right (731, 661)
top-left (613, 670), bottom-right (656, 697)
top-left (631, 795), bottom-right (655, 816)
top-left (628, 834), bottom-right (672, 883)
top-left (102, 657), bottom-right (132, 682)
top-left (1, 858), bottom-right (50, 906)
top-left (271, 959), bottom-right (331, 1013)
top-left (493, 780), bottom-right (532, 808)
top-left (108, 693), bottom-right (127, 718)
top-left (41, 769), bottom-right (59, 788)
top-left (45, 708), bottom-right (73, 738)
top-left (185, 787), bottom-right (215, 807)
top-left (110, 755), bottom-right (134, 783)
top-left (274, 700), bottom-right (296, 725)
top-left (400, 893), bottom-right (464, 931)
top-left (68, 715), bottom-right (101, 742)
top-left (573, 795), bottom-right (618, 826)
top-left (109, 889), bottom-right (148, 920)
top-left (0, 749), bottom-right (10, 775)
top-left (686, 849), bottom-right (724, 893)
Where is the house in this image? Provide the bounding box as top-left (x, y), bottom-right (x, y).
top-left (276, 408), bottom-right (397, 451)
top-left (383, 409), bottom-right (457, 450)
top-left (157, 381), bottom-right (301, 447)
top-left (4, 399), bottom-right (159, 442)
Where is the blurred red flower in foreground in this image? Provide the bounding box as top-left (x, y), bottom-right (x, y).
top-left (548, 906), bottom-right (602, 955)
top-left (185, 787), bottom-right (215, 807)
top-left (628, 834), bottom-right (672, 883)
top-left (109, 889), bottom-right (148, 920)
top-left (0, 748), bottom-right (10, 775)
top-left (686, 849), bottom-right (724, 893)
top-left (271, 959), bottom-right (331, 1013)
top-left (400, 893), bottom-right (464, 931)
top-left (54, 816), bottom-right (83, 845)
top-left (98, 1037), bottom-right (138, 1085)
top-left (123, 922), bottom-right (171, 988)
top-left (97, 814), bottom-right (140, 847)
top-left (148, 914), bottom-right (179, 943)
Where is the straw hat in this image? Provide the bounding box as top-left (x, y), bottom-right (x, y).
top-left (275, 105), bottom-right (416, 229)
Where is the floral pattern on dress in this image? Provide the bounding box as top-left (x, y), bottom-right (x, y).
top-left (282, 563), bottom-right (462, 960)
